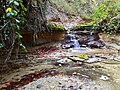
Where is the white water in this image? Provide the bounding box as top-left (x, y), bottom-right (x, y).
top-left (69, 34), bottom-right (81, 50)
top-left (66, 29), bottom-right (88, 52)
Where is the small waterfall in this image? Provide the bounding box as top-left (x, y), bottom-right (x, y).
top-left (69, 34), bottom-right (81, 50)
top-left (65, 29), bottom-right (81, 50)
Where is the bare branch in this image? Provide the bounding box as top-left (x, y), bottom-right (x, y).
top-left (0, 21), bottom-right (10, 32)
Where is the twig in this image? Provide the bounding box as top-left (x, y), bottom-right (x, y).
top-left (0, 21), bottom-right (10, 32)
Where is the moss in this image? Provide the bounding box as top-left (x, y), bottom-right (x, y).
top-left (47, 23), bottom-right (66, 31)
top-left (71, 24), bottom-right (93, 31)
top-left (78, 55), bottom-right (89, 59)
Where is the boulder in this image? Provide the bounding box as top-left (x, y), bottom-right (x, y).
top-left (62, 30), bottom-right (105, 49)
top-left (87, 40), bottom-right (105, 48)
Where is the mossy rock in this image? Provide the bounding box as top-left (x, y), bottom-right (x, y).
top-left (71, 24), bottom-right (94, 31)
top-left (47, 23), bottom-right (66, 31)
top-left (78, 55), bottom-right (89, 59)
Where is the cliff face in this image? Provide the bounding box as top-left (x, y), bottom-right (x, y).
top-left (46, 0), bottom-right (104, 21)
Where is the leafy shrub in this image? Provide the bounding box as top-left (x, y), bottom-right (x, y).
top-left (92, 1), bottom-right (120, 34)
top-left (0, 0), bottom-right (27, 50)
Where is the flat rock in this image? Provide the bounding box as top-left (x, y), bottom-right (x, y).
top-left (57, 58), bottom-right (72, 63)
top-left (85, 58), bottom-right (101, 63)
top-left (68, 56), bottom-right (85, 62)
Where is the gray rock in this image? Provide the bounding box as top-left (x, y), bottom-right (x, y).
top-left (36, 83), bottom-right (43, 89)
top-left (87, 40), bottom-right (105, 48)
top-left (62, 30), bottom-right (105, 49)
top-left (86, 58), bottom-right (101, 63)
top-left (57, 58), bottom-right (72, 63)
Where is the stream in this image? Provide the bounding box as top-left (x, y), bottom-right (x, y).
top-left (19, 46), bottom-right (120, 90)
top-left (0, 30), bottom-right (120, 90)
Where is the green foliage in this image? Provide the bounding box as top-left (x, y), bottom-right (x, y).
top-left (0, 0), bottom-right (27, 51)
top-left (92, 1), bottom-right (120, 34)
top-left (47, 23), bottom-right (66, 30)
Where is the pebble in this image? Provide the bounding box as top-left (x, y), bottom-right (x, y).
top-left (72, 72), bottom-right (77, 75)
top-left (50, 86), bottom-right (55, 89)
top-left (100, 75), bottom-right (109, 81)
top-left (36, 83), bottom-right (43, 89)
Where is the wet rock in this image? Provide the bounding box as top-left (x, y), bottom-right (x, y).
top-left (76, 31), bottom-right (105, 48)
top-left (87, 34), bottom-right (100, 42)
top-left (75, 31), bottom-right (100, 44)
top-left (62, 30), bottom-right (105, 49)
top-left (62, 33), bottom-right (80, 49)
top-left (87, 40), bottom-right (105, 48)
top-left (62, 42), bottom-right (74, 49)
top-left (36, 83), bottom-right (43, 89)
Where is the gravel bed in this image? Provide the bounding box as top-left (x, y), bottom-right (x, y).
top-left (19, 75), bottom-right (101, 90)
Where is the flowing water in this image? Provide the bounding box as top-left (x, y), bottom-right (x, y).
top-left (66, 29), bottom-right (81, 51)
top-left (69, 34), bottom-right (81, 50)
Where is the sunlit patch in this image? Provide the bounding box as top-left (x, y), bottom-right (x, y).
top-left (5, 8), bottom-right (12, 13)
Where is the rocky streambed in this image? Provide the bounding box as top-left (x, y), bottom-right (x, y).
top-left (0, 34), bottom-right (120, 90)
top-left (0, 28), bottom-right (120, 90)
